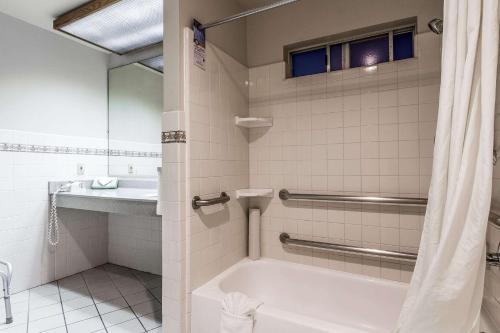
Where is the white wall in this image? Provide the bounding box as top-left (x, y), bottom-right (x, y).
top-left (246, 0), bottom-right (444, 67)
top-left (0, 12), bottom-right (108, 138)
top-left (0, 12), bottom-right (109, 292)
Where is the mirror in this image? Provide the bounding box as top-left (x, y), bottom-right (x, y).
top-left (108, 59), bottom-right (163, 177)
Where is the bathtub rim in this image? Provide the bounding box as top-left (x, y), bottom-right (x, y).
top-left (192, 257), bottom-right (410, 333)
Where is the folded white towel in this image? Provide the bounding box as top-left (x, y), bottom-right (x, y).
top-left (220, 292), bottom-right (262, 333)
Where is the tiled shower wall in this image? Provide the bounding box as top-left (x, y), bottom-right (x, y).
top-left (248, 32), bottom-right (441, 281)
top-left (187, 39), bottom-right (250, 290)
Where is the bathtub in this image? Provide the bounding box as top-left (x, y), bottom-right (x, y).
top-left (191, 258), bottom-right (408, 333)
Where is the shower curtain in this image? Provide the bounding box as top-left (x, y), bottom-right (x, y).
top-left (395, 1), bottom-right (499, 332)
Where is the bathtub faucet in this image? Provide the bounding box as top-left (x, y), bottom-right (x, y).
top-left (487, 242), bottom-right (500, 267)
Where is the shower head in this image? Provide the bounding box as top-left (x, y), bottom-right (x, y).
top-left (428, 18), bottom-right (443, 34)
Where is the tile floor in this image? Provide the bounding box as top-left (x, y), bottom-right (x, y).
top-left (0, 264), bottom-right (162, 333)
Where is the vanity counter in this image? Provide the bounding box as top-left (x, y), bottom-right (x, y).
top-left (49, 180), bottom-right (159, 217)
top-left (57, 187), bottom-right (157, 203)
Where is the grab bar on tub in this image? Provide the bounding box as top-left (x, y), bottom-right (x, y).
top-left (0, 260), bottom-right (13, 324)
top-left (280, 190), bottom-right (500, 228)
top-left (279, 189), bottom-right (428, 206)
top-left (279, 233), bottom-right (417, 261)
top-left (192, 192), bottom-right (230, 210)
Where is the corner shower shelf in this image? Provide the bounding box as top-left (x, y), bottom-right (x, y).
top-left (235, 116), bottom-right (273, 128)
top-left (236, 188), bottom-right (274, 199)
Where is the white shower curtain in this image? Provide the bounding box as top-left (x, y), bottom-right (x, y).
top-left (395, 1), bottom-right (499, 332)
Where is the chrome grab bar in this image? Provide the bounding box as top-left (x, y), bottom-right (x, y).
top-left (192, 192), bottom-right (230, 210)
top-left (279, 189), bottom-right (428, 206)
top-left (280, 233), bottom-right (418, 261)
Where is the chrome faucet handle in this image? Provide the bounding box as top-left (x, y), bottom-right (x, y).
top-left (486, 242), bottom-right (500, 267)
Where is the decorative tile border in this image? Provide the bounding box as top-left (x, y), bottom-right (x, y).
top-left (0, 143), bottom-right (161, 158)
top-left (161, 130), bottom-right (186, 144)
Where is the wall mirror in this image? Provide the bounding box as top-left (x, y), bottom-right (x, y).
top-left (108, 57), bottom-right (163, 177)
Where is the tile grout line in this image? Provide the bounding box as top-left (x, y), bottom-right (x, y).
top-left (101, 266), bottom-right (149, 332)
top-left (132, 271), bottom-right (162, 305)
top-left (55, 280), bottom-right (69, 333)
top-left (79, 270), bottom-right (109, 333)
top-left (102, 266), bottom-right (158, 332)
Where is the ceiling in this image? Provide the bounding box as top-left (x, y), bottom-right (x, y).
top-left (0, 0), bottom-right (280, 31)
top-left (0, 0), bottom-right (90, 31)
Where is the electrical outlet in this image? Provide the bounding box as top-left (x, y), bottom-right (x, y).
top-left (77, 163), bottom-right (85, 176)
top-left (128, 164), bottom-right (135, 175)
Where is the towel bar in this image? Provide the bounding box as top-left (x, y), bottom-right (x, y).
top-left (279, 189), bottom-right (500, 228)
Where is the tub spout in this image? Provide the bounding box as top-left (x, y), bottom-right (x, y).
top-left (487, 243), bottom-right (500, 267)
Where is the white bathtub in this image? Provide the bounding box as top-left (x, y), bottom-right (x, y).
top-left (191, 258), bottom-right (408, 333)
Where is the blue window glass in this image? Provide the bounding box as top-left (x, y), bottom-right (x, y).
top-left (330, 44), bottom-right (343, 71)
top-left (393, 31), bottom-right (414, 61)
top-left (292, 47), bottom-right (326, 77)
top-left (349, 34), bottom-right (389, 68)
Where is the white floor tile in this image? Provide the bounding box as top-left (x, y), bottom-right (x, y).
top-left (29, 303), bottom-right (63, 322)
top-left (64, 304), bottom-right (99, 324)
top-left (43, 327), bottom-right (67, 333)
top-left (148, 288), bottom-right (161, 303)
top-left (138, 311), bottom-right (161, 331)
top-left (146, 327), bottom-right (161, 333)
top-left (131, 300), bottom-right (161, 317)
top-left (28, 294), bottom-right (61, 310)
top-left (101, 308), bottom-right (136, 327)
top-left (91, 288), bottom-right (121, 304)
top-left (60, 287), bottom-right (90, 302)
top-left (96, 297), bottom-right (128, 315)
top-left (30, 284), bottom-right (59, 298)
top-left (107, 319), bottom-right (145, 333)
top-left (7, 266), bottom-right (161, 333)
top-left (0, 314), bottom-right (28, 332)
top-left (123, 291), bottom-right (154, 307)
top-left (27, 313), bottom-right (65, 333)
top-left (62, 296), bottom-right (94, 312)
top-left (0, 323), bottom-right (28, 333)
top-left (66, 316), bottom-right (104, 333)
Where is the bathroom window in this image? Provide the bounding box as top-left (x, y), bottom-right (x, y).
top-left (393, 29), bottom-right (414, 61)
top-left (349, 34), bottom-right (390, 68)
top-left (291, 47), bottom-right (327, 77)
top-left (287, 20), bottom-right (415, 78)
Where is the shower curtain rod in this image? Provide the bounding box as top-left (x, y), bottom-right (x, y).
top-left (199, 0), bottom-right (300, 30)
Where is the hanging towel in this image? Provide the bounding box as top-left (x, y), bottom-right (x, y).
top-left (220, 292), bottom-right (262, 333)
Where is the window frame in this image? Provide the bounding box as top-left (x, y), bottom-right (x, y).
top-left (284, 18), bottom-right (417, 78)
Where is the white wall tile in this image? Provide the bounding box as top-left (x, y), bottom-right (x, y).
top-left (249, 36), bottom-right (438, 280)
